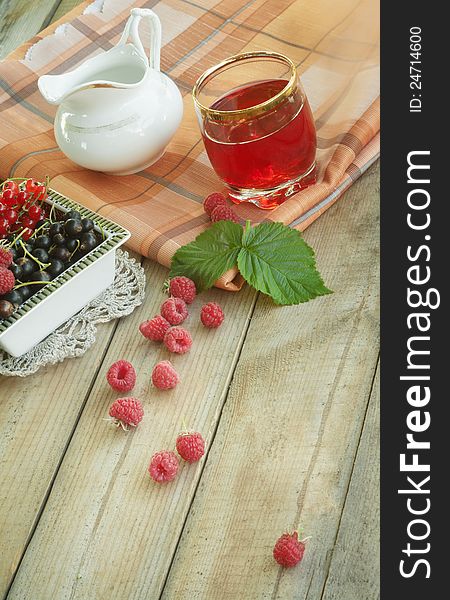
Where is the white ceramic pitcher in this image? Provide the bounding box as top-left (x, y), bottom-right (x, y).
top-left (38, 8), bottom-right (183, 175)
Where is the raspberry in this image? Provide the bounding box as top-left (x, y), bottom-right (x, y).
top-left (0, 247), bottom-right (13, 268)
top-left (168, 276), bottom-right (196, 304)
top-left (149, 451), bottom-right (179, 482)
top-left (273, 532), bottom-right (306, 568)
top-left (106, 359), bottom-right (136, 392)
top-left (0, 267), bottom-right (15, 295)
top-left (139, 315), bottom-right (170, 341)
top-left (161, 297), bottom-right (188, 326)
top-left (200, 302), bottom-right (224, 328)
top-left (176, 432), bottom-right (205, 463)
top-left (163, 327), bottom-right (192, 354)
top-left (210, 204), bottom-right (240, 223)
top-left (108, 397), bottom-right (144, 430)
top-left (152, 360), bottom-right (179, 390)
top-left (203, 192), bottom-right (227, 216)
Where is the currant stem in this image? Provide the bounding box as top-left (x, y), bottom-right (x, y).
top-left (14, 281), bottom-right (50, 289)
top-left (18, 240), bottom-right (50, 270)
top-left (8, 228), bottom-right (27, 248)
top-left (1, 177), bottom-right (28, 186)
top-left (48, 200), bottom-right (56, 223)
top-left (69, 239), bottom-right (80, 260)
top-left (97, 220), bottom-right (106, 240)
top-left (27, 221), bottom-right (48, 240)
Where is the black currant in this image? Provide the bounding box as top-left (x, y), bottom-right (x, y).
top-left (29, 270), bottom-right (51, 283)
top-left (65, 219), bottom-right (83, 238)
top-left (47, 258), bottom-right (65, 277)
top-left (50, 246), bottom-right (71, 262)
top-left (9, 263), bottom-right (22, 280)
top-left (70, 251), bottom-right (83, 263)
top-left (0, 299), bottom-right (15, 319)
top-left (65, 210), bottom-right (81, 221)
top-left (49, 221), bottom-right (64, 237)
top-left (81, 218), bottom-right (94, 233)
top-left (65, 238), bottom-right (79, 252)
top-left (34, 235), bottom-right (52, 250)
top-left (9, 248), bottom-right (18, 262)
top-left (79, 233), bottom-right (97, 253)
top-left (16, 242), bottom-right (34, 258)
top-left (52, 233), bottom-right (66, 246)
top-left (19, 286), bottom-right (33, 301)
top-left (16, 257), bottom-right (35, 278)
top-left (2, 289), bottom-right (24, 306)
top-left (31, 248), bottom-right (49, 263)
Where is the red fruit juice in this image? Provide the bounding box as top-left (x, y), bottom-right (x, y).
top-left (203, 79), bottom-right (316, 196)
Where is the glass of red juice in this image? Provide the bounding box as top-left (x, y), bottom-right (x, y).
top-left (192, 51), bottom-right (317, 209)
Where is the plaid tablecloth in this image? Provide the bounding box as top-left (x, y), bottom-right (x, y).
top-left (0, 0), bottom-right (379, 290)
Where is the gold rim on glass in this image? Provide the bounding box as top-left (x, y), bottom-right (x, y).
top-left (192, 51), bottom-right (298, 122)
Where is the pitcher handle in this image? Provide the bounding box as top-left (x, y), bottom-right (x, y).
top-left (117, 8), bottom-right (161, 71)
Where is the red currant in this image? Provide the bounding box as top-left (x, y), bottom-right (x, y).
top-left (25, 178), bottom-right (38, 192)
top-left (3, 209), bottom-right (18, 225)
top-left (2, 189), bottom-right (12, 200)
top-left (36, 185), bottom-right (47, 201)
top-left (21, 227), bottom-right (34, 241)
top-left (0, 218), bottom-right (9, 236)
top-left (2, 181), bottom-right (19, 195)
top-left (25, 178), bottom-right (47, 201)
top-left (16, 190), bottom-right (28, 207)
top-left (27, 205), bottom-right (42, 221)
top-left (20, 216), bottom-right (36, 229)
top-left (2, 190), bottom-right (17, 207)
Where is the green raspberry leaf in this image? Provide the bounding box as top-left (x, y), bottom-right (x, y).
top-left (238, 222), bottom-right (332, 305)
top-left (169, 221), bottom-right (243, 291)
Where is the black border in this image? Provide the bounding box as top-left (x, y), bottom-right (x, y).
top-left (381, 1), bottom-right (446, 595)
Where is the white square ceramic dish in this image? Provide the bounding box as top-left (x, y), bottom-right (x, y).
top-left (0, 189), bottom-right (130, 357)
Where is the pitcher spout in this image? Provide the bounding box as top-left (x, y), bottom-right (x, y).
top-left (38, 45), bottom-right (148, 105)
top-left (38, 72), bottom-right (80, 105)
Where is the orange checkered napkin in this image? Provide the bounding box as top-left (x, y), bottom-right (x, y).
top-left (0, 0), bottom-right (379, 291)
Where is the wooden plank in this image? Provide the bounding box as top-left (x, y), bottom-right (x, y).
top-left (0, 320), bottom-right (117, 598)
top-left (0, 248), bottom-right (142, 600)
top-left (6, 260), bottom-right (258, 599)
top-left (0, 1), bottom-right (87, 62)
top-left (0, 0), bottom-right (60, 60)
top-left (0, 0), bottom-right (136, 588)
top-left (159, 163), bottom-right (380, 600)
top-left (321, 364), bottom-right (380, 600)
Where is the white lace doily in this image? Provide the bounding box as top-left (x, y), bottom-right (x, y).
top-left (0, 250), bottom-right (146, 377)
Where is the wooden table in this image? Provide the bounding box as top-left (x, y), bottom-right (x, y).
top-left (0, 3), bottom-right (380, 599)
